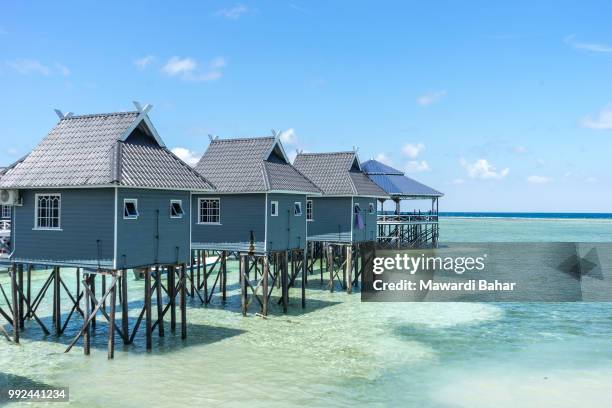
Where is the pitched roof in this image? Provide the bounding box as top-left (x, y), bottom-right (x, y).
top-left (361, 159), bottom-right (443, 198)
top-left (0, 109), bottom-right (214, 191)
top-left (293, 152), bottom-right (388, 197)
top-left (194, 136), bottom-right (321, 194)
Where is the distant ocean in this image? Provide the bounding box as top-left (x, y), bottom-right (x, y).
top-left (439, 212), bottom-right (612, 220)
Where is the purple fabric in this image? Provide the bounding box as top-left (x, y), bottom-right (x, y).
top-left (355, 212), bottom-right (365, 230)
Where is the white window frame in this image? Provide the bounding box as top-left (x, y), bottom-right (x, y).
top-left (34, 193), bottom-right (62, 230)
top-left (170, 199), bottom-right (184, 219)
top-left (198, 198), bottom-right (221, 225)
top-left (294, 201), bottom-right (303, 216)
top-left (306, 199), bottom-right (313, 221)
top-left (354, 203), bottom-right (361, 214)
top-left (123, 198), bottom-right (139, 220)
top-left (270, 201), bottom-right (279, 217)
top-left (368, 202), bottom-right (375, 215)
top-left (1, 205), bottom-right (11, 219)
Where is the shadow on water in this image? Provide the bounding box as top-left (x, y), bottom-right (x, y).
top-left (0, 373), bottom-right (59, 403)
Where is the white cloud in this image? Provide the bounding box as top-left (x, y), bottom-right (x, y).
top-left (171, 147), bottom-right (202, 166)
top-left (55, 62), bottom-right (70, 76)
top-left (6, 59), bottom-right (70, 76)
top-left (527, 175), bottom-right (552, 184)
top-left (452, 178), bottom-right (465, 185)
top-left (215, 4), bottom-right (249, 19)
top-left (564, 35), bottom-right (612, 53)
top-left (134, 55), bottom-right (155, 70)
top-left (279, 128), bottom-right (297, 145)
top-left (581, 105), bottom-right (612, 130)
top-left (6, 148), bottom-right (18, 156)
top-left (402, 142), bottom-right (425, 159)
top-left (513, 146), bottom-right (527, 154)
top-left (162, 56), bottom-right (226, 82)
top-left (405, 160), bottom-right (430, 173)
top-left (417, 90), bottom-right (446, 106)
top-left (461, 158), bottom-right (509, 180)
top-left (374, 153), bottom-right (394, 166)
top-left (585, 176), bottom-right (598, 183)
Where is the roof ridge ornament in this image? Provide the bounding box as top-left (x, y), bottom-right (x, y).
top-left (54, 109), bottom-right (73, 119)
top-left (208, 134), bottom-right (219, 142)
top-left (132, 101), bottom-right (152, 114)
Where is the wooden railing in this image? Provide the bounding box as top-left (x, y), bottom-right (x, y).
top-left (377, 213), bottom-right (439, 223)
top-left (376, 212), bottom-right (439, 248)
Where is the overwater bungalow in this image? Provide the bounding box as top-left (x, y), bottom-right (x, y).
top-left (192, 135), bottom-right (322, 314)
top-left (0, 102), bottom-right (215, 356)
top-left (361, 159), bottom-right (443, 248)
top-left (293, 151), bottom-right (389, 292)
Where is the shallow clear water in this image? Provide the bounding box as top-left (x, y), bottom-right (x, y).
top-left (1, 217), bottom-right (612, 407)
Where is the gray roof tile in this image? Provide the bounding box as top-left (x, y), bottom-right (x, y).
top-left (0, 110), bottom-right (214, 191)
top-left (361, 159), bottom-right (443, 197)
top-left (195, 136), bottom-right (320, 194)
top-left (293, 152), bottom-right (388, 197)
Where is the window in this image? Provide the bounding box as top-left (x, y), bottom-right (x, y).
top-left (1, 205), bottom-right (11, 219)
top-left (306, 200), bottom-right (313, 221)
top-left (294, 201), bottom-right (303, 216)
top-left (170, 200), bottom-right (184, 218)
top-left (270, 201), bottom-right (278, 217)
top-left (199, 198), bottom-right (220, 224)
top-left (124, 199), bottom-right (139, 219)
top-left (369, 202), bottom-right (375, 214)
top-left (354, 203), bottom-right (361, 214)
top-left (35, 194), bottom-right (61, 230)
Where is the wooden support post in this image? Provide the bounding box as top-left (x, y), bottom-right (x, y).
top-left (221, 251), bottom-right (227, 301)
top-left (155, 266), bottom-right (164, 337)
top-left (342, 247), bottom-right (347, 290)
top-left (262, 256), bottom-right (269, 316)
top-left (320, 243), bottom-right (324, 284)
top-left (83, 274), bottom-right (90, 355)
top-left (108, 273), bottom-right (116, 359)
top-left (11, 264), bottom-right (19, 343)
top-left (169, 266), bottom-right (176, 333)
top-left (145, 268), bottom-right (152, 351)
top-left (17, 265), bottom-right (24, 329)
top-left (90, 273), bottom-right (96, 330)
top-left (346, 245), bottom-right (353, 294)
top-left (301, 249), bottom-right (306, 309)
top-left (54, 267), bottom-right (61, 335)
top-left (202, 250), bottom-right (208, 304)
top-left (282, 251), bottom-right (288, 314)
top-left (327, 245), bottom-right (334, 292)
top-left (240, 255), bottom-right (246, 316)
top-left (76, 268), bottom-right (80, 315)
top-left (196, 250), bottom-right (201, 295)
top-left (102, 275), bottom-right (107, 314)
top-left (26, 265), bottom-right (32, 320)
top-left (180, 264), bottom-right (187, 340)
top-left (190, 252), bottom-right (195, 298)
top-left (121, 269), bottom-right (129, 345)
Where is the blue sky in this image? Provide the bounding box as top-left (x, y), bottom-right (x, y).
top-left (1, 1), bottom-right (611, 212)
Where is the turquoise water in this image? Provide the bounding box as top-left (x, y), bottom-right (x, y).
top-left (1, 217), bottom-right (612, 407)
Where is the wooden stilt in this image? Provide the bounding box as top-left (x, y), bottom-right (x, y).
top-left (90, 273), bottom-right (96, 330)
top-left (102, 275), bottom-right (107, 313)
top-left (346, 245), bottom-right (353, 294)
top-left (11, 264), bottom-right (19, 343)
top-left (145, 268), bottom-right (152, 350)
top-left (196, 250), bottom-right (201, 296)
top-left (262, 256), bottom-right (269, 316)
top-left (240, 255), bottom-right (246, 316)
top-left (54, 267), bottom-right (61, 335)
top-left (83, 274), bottom-right (90, 355)
top-left (108, 273), bottom-right (116, 359)
top-left (17, 265), bottom-right (24, 329)
top-left (327, 245), bottom-right (334, 292)
top-left (202, 250), bottom-right (208, 305)
top-left (221, 251), bottom-right (227, 301)
top-left (121, 269), bottom-right (129, 345)
top-left (26, 265), bottom-right (32, 320)
top-left (190, 252), bottom-right (195, 298)
top-left (282, 252), bottom-right (288, 314)
top-left (155, 266), bottom-right (164, 337)
top-left (301, 249), bottom-right (306, 309)
top-left (180, 264), bottom-right (187, 340)
top-left (320, 244), bottom-right (324, 284)
top-left (169, 266), bottom-right (176, 333)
